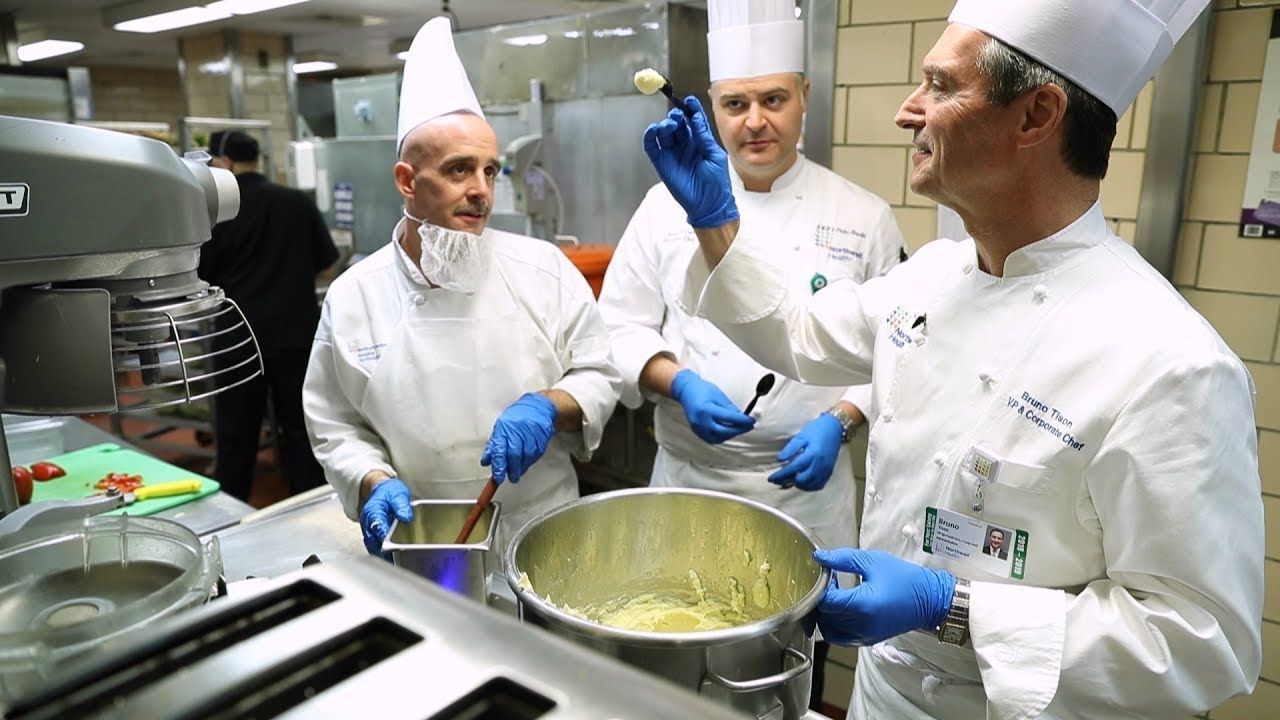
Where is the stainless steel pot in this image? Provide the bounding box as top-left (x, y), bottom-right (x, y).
top-left (0, 515), bottom-right (222, 706)
top-left (505, 488), bottom-right (828, 720)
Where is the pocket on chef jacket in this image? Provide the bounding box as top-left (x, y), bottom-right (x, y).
top-left (960, 445), bottom-right (1053, 497)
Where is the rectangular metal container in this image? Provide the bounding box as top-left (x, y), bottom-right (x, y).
top-left (383, 499), bottom-right (501, 602)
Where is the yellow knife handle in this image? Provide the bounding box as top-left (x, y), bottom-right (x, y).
top-left (133, 480), bottom-right (203, 501)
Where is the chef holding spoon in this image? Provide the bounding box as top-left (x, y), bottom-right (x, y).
top-left (598, 0), bottom-right (903, 591)
top-left (601, 6), bottom-right (903, 705)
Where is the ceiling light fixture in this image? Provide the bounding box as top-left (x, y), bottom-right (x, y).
top-left (292, 60), bottom-right (337, 74)
top-left (205, 0), bottom-right (309, 13)
top-left (503, 33), bottom-right (547, 47)
top-left (113, 6), bottom-right (231, 34)
top-left (17, 39), bottom-right (85, 62)
top-left (109, 0), bottom-right (312, 34)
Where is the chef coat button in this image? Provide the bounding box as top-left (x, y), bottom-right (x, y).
top-left (1032, 284), bottom-right (1048, 302)
top-left (410, 294), bottom-right (425, 306)
top-left (866, 482), bottom-right (876, 495)
top-left (962, 263), bottom-right (974, 275)
top-left (901, 523), bottom-right (916, 538)
top-left (711, 349), bottom-right (720, 356)
top-left (882, 408), bottom-right (894, 423)
top-left (978, 371), bottom-right (991, 384)
top-left (933, 452), bottom-right (946, 467)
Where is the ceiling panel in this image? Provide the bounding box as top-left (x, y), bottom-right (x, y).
top-left (0, 0), bottom-right (666, 70)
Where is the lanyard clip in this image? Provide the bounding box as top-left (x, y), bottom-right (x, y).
top-left (964, 446), bottom-right (1002, 513)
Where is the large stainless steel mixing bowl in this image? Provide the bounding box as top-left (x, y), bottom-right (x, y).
top-left (505, 487), bottom-right (829, 720)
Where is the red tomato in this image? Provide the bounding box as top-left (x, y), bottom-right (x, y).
top-left (11, 466), bottom-right (32, 505)
top-left (94, 473), bottom-right (144, 493)
top-left (30, 461), bottom-right (66, 481)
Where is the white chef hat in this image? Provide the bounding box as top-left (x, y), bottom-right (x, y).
top-left (949, 0), bottom-right (1209, 117)
top-left (396, 16), bottom-right (485, 154)
top-left (707, 0), bottom-right (804, 83)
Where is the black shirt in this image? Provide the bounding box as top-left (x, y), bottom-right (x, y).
top-left (198, 172), bottom-right (339, 352)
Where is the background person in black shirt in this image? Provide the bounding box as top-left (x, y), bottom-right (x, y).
top-left (200, 130), bottom-right (339, 502)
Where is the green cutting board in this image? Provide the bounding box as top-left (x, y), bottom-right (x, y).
top-left (26, 443), bottom-right (220, 516)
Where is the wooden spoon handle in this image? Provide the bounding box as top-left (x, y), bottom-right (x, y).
top-left (455, 478), bottom-right (498, 544)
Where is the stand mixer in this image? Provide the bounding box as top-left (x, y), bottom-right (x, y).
top-left (0, 114), bottom-right (261, 517)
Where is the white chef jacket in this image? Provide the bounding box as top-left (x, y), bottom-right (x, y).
top-left (599, 157), bottom-right (904, 550)
top-left (680, 202), bottom-right (1263, 719)
top-left (303, 220), bottom-right (621, 541)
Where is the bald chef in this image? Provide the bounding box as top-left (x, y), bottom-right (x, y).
top-left (639, 0), bottom-right (1263, 718)
top-left (303, 17), bottom-right (620, 555)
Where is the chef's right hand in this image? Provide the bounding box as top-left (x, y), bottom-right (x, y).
top-left (670, 369), bottom-right (755, 444)
top-left (642, 96), bottom-right (739, 229)
top-left (360, 478), bottom-right (414, 555)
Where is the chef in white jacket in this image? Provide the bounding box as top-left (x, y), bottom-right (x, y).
top-left (303, 17), bottom-right (620, 556)
top-left (599, 0), bottom-right (903, 563)
top-left (599, 3), bottom-right (903, 707)
top-left (638, 0), bottom-right (1264, 718)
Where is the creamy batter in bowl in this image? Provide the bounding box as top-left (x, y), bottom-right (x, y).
top-left (504, 488), bottom-right (827, 719)
top-left (505, 487), bottom-right (826, 645)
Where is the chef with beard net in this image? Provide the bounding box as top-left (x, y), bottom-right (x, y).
top-left (302, 16), bottom-right (621, 556)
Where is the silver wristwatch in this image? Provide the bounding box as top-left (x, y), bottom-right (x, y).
top-left (824, 406), bottom-right (858, 444)
top-left (937, 577), bottom-right (971, 646)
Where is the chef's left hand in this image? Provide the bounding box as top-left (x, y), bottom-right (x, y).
top-left (812, 548), bottom-right (956, 647)
top-left (769, 412), bottom-right (843, 490)
top-left (481, 393), bottom-right (558, 484)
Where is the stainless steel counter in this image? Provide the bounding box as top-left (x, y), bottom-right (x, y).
top-left (210, 486), bottom-right (364, 581)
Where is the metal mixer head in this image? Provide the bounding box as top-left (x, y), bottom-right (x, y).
top-left (0, 115), bottom-right (259, 415)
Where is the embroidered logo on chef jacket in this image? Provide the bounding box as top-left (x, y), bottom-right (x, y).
top-left (1004, 389), bottom-right (1087, 451)
top-left (814, 224), bottom-right (866, 263)
top-left (347, 339), bottom-right (387, 366)
top-left (885, 305), bottom-right (924, 348)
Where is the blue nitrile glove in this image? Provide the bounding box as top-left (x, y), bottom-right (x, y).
top-left (812, 548), bottom-right (957, 647)
top-left (360, 478), bottom-right (414, 556)
top-left (669, 369), bottom-right (756, 444)
top-left (642, 96), bottom-right (739, 229)
top-left (769, 412), bottom-right (843, 491)
top-left (481, 392), bottom-right (558, 484)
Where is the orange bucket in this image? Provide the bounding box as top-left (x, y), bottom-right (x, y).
top-left (559, 243), bottom-right (614, 298)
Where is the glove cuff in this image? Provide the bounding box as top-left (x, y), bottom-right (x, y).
top-left (369, 476), bottom-right (404, 501)
top-left (519, 392), bottom-right (559, 423)
top-left (924, 569), bottom-right (959, 630)
top-left (688, 200), bottom-right (741, 230)
top-left (669, 368), bottom-right (697, 403)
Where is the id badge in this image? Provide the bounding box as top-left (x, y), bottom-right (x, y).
top-left (922, 506), bottom-right (1030, 580)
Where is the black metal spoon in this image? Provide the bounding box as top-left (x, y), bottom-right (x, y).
top-left (743, 373), bottom-right (776, 415)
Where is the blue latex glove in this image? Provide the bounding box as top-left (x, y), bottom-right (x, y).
top-left (670, 369), bottom-right (755, 444)
top-left (360, 478), bottom-right (414, 556)
top-left (642, 96), bottom-right (740, 229)
top-left (481, 392), bottom-right (558, 484)
top-left (769, 412), bottom-right (843, 491)
top-left (813, 548), bottom-right (956, 647)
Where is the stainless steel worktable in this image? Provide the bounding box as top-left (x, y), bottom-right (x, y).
top-left (211, 486), bottom-right (364, 581)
